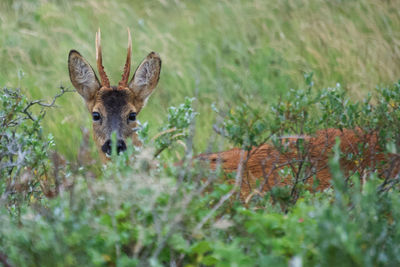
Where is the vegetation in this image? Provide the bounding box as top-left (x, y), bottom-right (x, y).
top-left (0, 79), bottom-right (399, 266)
top-left (0, 0), bottom-right (400, 266)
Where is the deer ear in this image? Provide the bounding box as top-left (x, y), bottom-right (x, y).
top-left (68, 50), bottom-right (101, 102)
top-left (128, 52), bottom-right (161, 109)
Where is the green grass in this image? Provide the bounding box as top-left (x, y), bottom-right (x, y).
top-left (0, 0), bottom-right (399, 159)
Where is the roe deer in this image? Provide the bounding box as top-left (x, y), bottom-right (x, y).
top-left (68, 30), bottom-right (399, 200)
top-left (68, 29), bottom-right (161, 162)
top-left (197, 128), bottom-right (399, 200)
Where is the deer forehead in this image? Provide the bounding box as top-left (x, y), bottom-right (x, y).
top-left (92, 88), bottom-right (136, 116)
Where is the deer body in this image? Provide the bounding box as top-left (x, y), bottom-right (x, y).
top-left (198, 128), bottom-right (399, 199)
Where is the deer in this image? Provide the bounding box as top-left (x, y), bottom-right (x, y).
top-left (68, 29), bottom-right (399, 200)
top-left (197, 128), bottom-right (399, 201)
top-left (68, 29), bottom-right (161, 163)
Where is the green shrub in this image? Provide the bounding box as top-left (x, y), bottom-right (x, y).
top-left (0, 82), bottom-right (399, 266)
top-left (0, 88), bottom-right (56, 214)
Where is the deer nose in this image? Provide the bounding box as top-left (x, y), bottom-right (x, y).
top-left (101, 140), bottom-right (112, 155)
top-left (116, 139), bottom-right (127, 153)
top-left (101, 139), bottom-right (127, 156)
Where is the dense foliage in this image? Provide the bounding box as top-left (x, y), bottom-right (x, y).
top-left (0, 88), bottom-right (56, 215)
top-left (0, 80), bottom-right (399, 266)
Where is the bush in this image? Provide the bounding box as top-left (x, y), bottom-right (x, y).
top-left (0, 81), bottom-right (399, 266)
top-left (214, 77), bottom-right (400, 207)
top-left (0, 88), bottom-right (57, 215)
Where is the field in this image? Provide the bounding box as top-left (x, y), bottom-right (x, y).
top-left (1, 0), bottom-right (400, 266)
top-left (1, 0), bottom-right (400, 159)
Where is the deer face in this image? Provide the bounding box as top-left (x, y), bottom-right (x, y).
top-left (68, 29), bottom-right (161, 162)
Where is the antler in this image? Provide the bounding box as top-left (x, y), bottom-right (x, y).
top-left (96, 28), bottom-right (110, 88)
top-left (118, 28), bottom-right (132, 89)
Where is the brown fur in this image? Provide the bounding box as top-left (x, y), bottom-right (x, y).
top-left (197, 128), bottom-right (400, 199)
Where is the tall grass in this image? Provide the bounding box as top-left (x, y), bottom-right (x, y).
top-left (0, 0), bottom-right (399, 159)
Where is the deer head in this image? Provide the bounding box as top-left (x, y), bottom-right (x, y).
top-left (68, 29), bottom-right (161, 162)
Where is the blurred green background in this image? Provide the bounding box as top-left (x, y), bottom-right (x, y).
top-left (0, 0), bottom-right (399, 160)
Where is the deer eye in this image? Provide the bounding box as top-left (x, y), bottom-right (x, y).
top-left (92, 112), bottom-right (101, 121)
top-left (128, 112), bottom-right (136, 122)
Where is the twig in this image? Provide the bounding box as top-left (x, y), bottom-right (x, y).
top-left (22, 86), bottom-right (75, 121)
top-left (0, 251), bottom-right (12, 267)
top-left (194, 149), bottom-right (246, 232)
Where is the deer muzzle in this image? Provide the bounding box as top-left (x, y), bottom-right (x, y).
top-left (101, 139), bottom-right (127, 157)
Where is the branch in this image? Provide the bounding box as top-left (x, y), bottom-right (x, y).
top-left (194, 149), bottom-right (246, 232)
top-left (22, 86), bottom-right (75, 120)
top-left (0, 251), bottom-right (12, 267)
